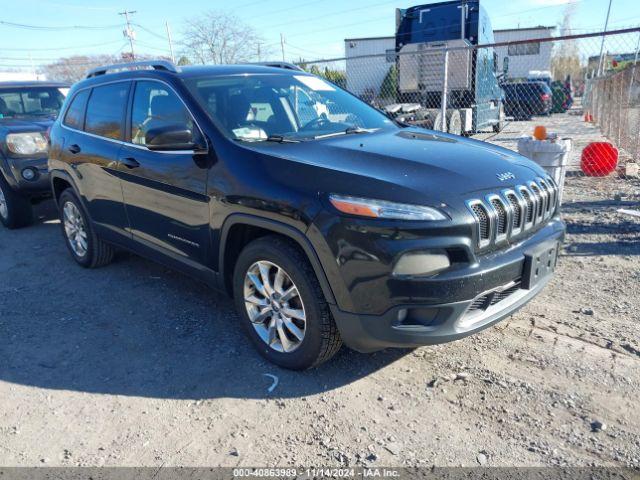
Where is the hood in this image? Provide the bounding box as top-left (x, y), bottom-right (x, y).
top-left (0, 116), bottom-right (55, 134)
top-left (244, 128), bottom-right (546, 201)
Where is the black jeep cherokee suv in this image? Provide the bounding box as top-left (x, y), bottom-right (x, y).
top-left (48, 61), bottom-right (565, 369)
top-left (0, 81), bottom-right (68, 228)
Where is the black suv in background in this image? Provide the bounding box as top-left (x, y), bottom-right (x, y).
top-left (502, 81), bottom-right (552, 120)
top-left (0, 81), bottom-right (68, 228)
top-left (48, 61), bottom-right (565, 369)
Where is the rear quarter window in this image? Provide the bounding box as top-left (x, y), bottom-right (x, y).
top-left (84, 82), bottom-right (130, 140)
top-left (63, 89), bottom-right (90, 130)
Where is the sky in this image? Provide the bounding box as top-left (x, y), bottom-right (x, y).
top-left (0, 0), bottom-right (639, 71)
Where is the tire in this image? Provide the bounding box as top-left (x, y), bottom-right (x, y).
top-left (0, 175), bottom-right (33, 229)
top-left (493, 103), bottom-right (506, 133)
top-left (446, 109), bottom-right (463, 136)
top-left (432, 110), bottom-right (445, 132)
top-left (58, 188), bottom-right (114, 268)
top-left (233, 235), bottom-right (342, 370)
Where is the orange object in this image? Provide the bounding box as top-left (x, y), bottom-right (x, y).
top-left (533, 125), bottom-right (547, 141)
top-left (581, 142), bottom-right (618, 176)
top-left (329, 197), bottom-right (378, 217)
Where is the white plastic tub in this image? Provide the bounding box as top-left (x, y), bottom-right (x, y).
top-left (517, 137), bottom-right (572, 204)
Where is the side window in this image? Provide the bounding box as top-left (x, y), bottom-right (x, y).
top-left (63, 89), bottom-right (90, 130)
top-left (85, 83), bottom-right (129, 140)
top-left (131, 81), bottom-right (195, 146)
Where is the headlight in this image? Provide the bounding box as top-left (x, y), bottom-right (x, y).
top-left (329, 194), bottom-right (448, 221)
top-left (6, 132), bottom-right (48, 155)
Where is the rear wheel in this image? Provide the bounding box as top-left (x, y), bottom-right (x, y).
top-left (446, 109), bottom-right (463, 136)
top-left (493, 103), bottom-right (506, 133)
top-left (432, 110), bottom-right (445, 132)
top-left (0, 175), bottom-right (33, 229)
top-left (233, 235), bottom-right (342, 369)
top-left (58, 189), bottom-right (114, 268)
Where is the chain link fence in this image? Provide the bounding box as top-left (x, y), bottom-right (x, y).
top-left (297, 28), bottom-right (640, 201)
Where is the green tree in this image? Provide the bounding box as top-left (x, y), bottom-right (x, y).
top-left (302, 65), bottom-right (346, 89)
top-left (322, 67), bottom-right (346, 89)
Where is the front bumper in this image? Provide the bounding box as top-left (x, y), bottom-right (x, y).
top-left (2, 155), bottom-right (51, 196)
top-left (331, 273), bottom-right (552, 352)
top-left (323, 218), bottom-right (565, 352)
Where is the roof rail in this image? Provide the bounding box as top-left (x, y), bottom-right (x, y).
top-left (86, 60), bottom-right (179, 79)
top-left (249, 61), bottom-right (304, 72)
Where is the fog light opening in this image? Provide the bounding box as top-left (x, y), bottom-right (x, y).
top-left (392, 250), bottom-right (451, 276)
top-left (21, 168), bottom-right (37, 181)
top-left (397, 307), bottom-right (443, 328)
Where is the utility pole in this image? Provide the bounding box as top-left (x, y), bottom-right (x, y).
top-left (257, 42), bottom-right (261, 62)
top-left (280, 33), bottom-right (286, 62)
top-left (119, 10), bottom-right (137, 61)
top-left (596, 0), bottom-right (613, 77)
top-left (165, 21), bottom-right (175, 63)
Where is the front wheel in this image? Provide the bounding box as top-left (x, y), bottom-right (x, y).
top-left (0, 175), bottom-right (33, 229)
top-left (493, 103), bottom-right (506, 133)
top-left (233, 236), bottom-right (342, 369)
top-left (58, 189), bottom-right (114, 268)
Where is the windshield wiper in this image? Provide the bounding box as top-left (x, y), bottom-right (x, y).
top-left (233, 135), bottom-right (299, 143)
top-left (314, 127), bottom-right (377, 139)
top-left (265, 134), bottom-right (300, 143)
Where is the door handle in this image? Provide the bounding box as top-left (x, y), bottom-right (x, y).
top-left (68, 144), bottom-right (81, 154)
top-left (121, 157), bottom-right (140, 169)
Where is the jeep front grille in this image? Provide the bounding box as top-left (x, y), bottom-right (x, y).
top-left (466, 177), bottom-right (558, 249)
top-left (506, 192), bottom-right (522, 235)
top-left (490, 198), bottom-right (507, 235)
top-left (470, 202), bottom-right (490, 244)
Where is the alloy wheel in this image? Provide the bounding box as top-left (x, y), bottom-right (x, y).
top-left (63, 201), bottom-right (88, 257)
top-left (243, 260), bottom-right (307, 353)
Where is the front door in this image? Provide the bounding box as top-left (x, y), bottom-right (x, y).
top-left (118, 80), bottom-right (210, 265)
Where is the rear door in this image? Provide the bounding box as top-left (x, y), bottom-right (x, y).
top-left (117, 79), bottom-right (210, 265)
top-left (60, 82), bottom-right (130, 241)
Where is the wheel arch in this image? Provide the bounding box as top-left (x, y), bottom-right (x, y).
top-left (50, 170), bottom-right (81, 206)
top-left (218, 214), bottom-right (337, 306)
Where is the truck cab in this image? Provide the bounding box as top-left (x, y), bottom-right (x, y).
top-left (393, 0), bottom-right (504, 134)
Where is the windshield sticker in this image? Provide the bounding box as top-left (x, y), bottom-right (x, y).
top-left (294, 75), bottom-right (335, 91)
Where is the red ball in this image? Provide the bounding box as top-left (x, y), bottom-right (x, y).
top-left (581, 142), bottom-right (618, 177)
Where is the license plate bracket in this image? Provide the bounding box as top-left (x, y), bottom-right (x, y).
top-left (522, 241), bottom-right (559, 289)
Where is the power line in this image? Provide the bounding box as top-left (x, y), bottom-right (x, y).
top-left (20, 0), bottom-right (115, 12)
top-left (271, 0), bottom-right (588, 53)
top-left (0, 39), bottom-right (124, 52)
top-left (0, 19), bottom-right (121, 30)
top-left (135, 40), bottom-right (172, 53)
top-left (133, 23), bottom-right (167, 41)
top-left (268, 0), bottom-right (399, 30)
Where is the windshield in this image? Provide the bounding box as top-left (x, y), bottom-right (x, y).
top-left (0, 87), bottom-right (68, 119)
top-left (185, 73), bottom-right (396, 141)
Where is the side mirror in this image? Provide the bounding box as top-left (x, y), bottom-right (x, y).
top-left (145, 125), bottom-right (206, 152)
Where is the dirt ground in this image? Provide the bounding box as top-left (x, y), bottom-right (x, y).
top-left (1, 107), bottom-right (639, 468)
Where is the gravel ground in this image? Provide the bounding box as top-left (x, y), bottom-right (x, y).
top-left (1, 106), bottom-right (639, 468)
